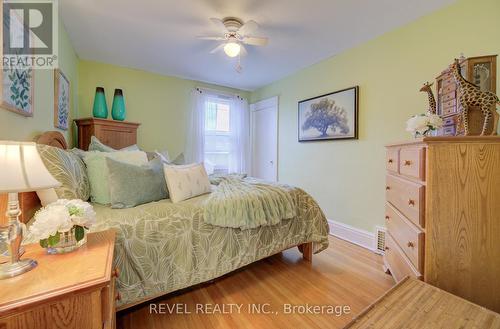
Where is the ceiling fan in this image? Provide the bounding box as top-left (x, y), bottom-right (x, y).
top-left (198, 17), bottom-right (269, 72)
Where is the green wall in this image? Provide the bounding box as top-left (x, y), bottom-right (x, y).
top-left (78, 60), bottom-right (249, 157)
top-left (250, 0), bottom-right (500, 232)
top-left (2, 0), bottom-right (498, 235)
top-left (0, 20), bottom-right (79, 144)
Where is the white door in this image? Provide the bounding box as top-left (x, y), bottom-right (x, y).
top-left (250, 96), bottom-right (278, 181)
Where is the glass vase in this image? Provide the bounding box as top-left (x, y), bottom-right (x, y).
top-left (92, 87), bottom-right (108, 119)
top-left (46, 227), bottom-right (87, 255)
top-left (111, 88), bottom-right (126, 121)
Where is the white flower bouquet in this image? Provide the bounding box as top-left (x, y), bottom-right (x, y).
top-left (29, 199), bottom-right (96, 252)
top-left (406, 113), bottom-right (444, 137)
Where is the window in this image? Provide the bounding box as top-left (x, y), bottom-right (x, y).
top-left (204, 99), bottom-right (231, 174)
top-left (186, 88), bottom-right (248, 175)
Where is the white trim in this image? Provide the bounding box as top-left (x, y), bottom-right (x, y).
top-left (250, 96), bottom-right (278, 112)
top-left (249, 96), bottom-right (279, 181)
top-left (328, 219), bottom-right (375, 252)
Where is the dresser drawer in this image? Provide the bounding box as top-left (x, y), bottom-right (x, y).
top-left (399, 146), bottom-right (425, 181)
top-left (439, 75), bottom-right (454, 88)
top-left (442, 100), bottom-right (457, 115)
top-left (386, 147), bottom-right (399, 173)
top-left (441, 91), bottom-right (456, 103)
top-left (386, 175), bottom-right (425, 228)
top-left (441, 82), bottom-right (457, 94)
top-left (385, 203), bottom-right (424, 272)
top-left (442, 125), bottom-right (456, 136)
top-left (384, 233), bottom-right (422, 282)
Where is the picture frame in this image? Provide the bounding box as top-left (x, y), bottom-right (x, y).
top-left (298, 86), bottom-right (358, 142)
top-left (0, 4), bottom-right (35, 117)
top-left (0, 67), bottom-right (35, 117)
top-left (54, 69), bottom-right (70, 130)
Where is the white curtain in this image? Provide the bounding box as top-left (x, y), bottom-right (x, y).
top-left (185, 89), bottom-right (207, 164)
top-left (228, 96), bottom-right (250, 174)
top-left (185, 88), bottom-right (250, 174)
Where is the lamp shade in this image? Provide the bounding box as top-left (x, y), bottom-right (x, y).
top-left (0, 141), bottom-right (61, 193)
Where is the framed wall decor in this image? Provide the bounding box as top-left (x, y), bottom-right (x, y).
top-left (0, 4), bottom-right (35, 117)
top-left (298, 86), bottom-right (358, 142)
top-left (0, 68), bottom-right (35, 117)
top-left (54, 69), bottom-right (71, 130)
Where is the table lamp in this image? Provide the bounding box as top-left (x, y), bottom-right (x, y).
top-left (0, 141), bottom-right (61, 279)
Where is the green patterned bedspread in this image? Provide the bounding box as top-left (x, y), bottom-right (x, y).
top-left (203, 177), bottom-right (297, 229)
top-left (89, 179), bottom-right (329, 308)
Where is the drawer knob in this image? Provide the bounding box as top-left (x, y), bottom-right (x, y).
top-left (388, 159), bottom-right (393, 164)
top-left (385, 246), bottom-right (390, 251)
top-left (112, 267), bottom-right (120, 278)
top-left (115, 292), bottom-right (121, 301)
top-left (407, 241), bottom-right (414, 248)
top-left (385, 215), bottom-right (390, 220)
top-left (403, 160), bottom-right (412, 166)
top-left (408, 199), bottom-right (415, 206)
top-left (385, 186), bottom-right (391, 191)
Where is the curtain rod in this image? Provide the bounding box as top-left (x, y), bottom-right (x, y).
top-left (195, 87), bottom-right (245, 100)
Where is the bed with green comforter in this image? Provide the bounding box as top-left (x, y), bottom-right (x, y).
top-left (89, 178), bottom-right (329, 308)
top-left (32, 143), bottom-right (329, 309)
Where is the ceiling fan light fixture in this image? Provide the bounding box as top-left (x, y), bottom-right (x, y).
top-left (224, 42), bottom-right (241, 57)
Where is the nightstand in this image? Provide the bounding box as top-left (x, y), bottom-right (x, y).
top-left (0, 230), bottom-right (118, 329)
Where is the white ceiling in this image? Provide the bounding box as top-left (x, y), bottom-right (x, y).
top-left (60, 0), bottom-right (455, 91)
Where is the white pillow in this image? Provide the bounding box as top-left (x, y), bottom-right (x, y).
top-left (163, 163), bottom-right (211, 203)
top-left (83, 151), bottom-right (148, 204)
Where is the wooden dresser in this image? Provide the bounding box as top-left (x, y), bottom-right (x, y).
top-left (384, 136), bottom-right (500, 313)
top-left (74, 118), bottom-right (140, 151)
top-left (0, 230), bottom-right (119, 329)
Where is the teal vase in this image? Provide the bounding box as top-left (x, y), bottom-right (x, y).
top-left (92, 87), bottom-right (108, 119)
top-left (111, 89), bottom-right (126, 121)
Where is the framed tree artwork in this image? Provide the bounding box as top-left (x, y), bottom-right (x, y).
top-left (298, 86), bottom-right (359, 141)
top-left (54, 69), bottom-right (70, 130)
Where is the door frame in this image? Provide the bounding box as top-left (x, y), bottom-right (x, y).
top-left (249, 96), bottom-right (279, 181)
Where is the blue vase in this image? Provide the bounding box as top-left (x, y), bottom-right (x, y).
top-left (111, 89), bottom-right (126, 121)
top-left (92, 87), bottom-right (108, 119)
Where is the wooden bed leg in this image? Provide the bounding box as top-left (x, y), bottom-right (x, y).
top-left (299, 242), bottom-right (313, 262)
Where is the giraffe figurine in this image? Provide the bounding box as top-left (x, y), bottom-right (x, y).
top-left (450, 58), bottom-right (500, 135)
top-left (420, 82), bottom-right (437, 114)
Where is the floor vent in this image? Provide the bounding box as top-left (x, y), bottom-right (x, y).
top-left (374, 226), bottom-right (386, 255)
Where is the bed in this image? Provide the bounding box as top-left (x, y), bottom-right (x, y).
top-left (21, 131), bottom-right (330, 310)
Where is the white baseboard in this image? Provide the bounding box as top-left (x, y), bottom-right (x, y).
top-left (327, 219), bottom-right (375, 252)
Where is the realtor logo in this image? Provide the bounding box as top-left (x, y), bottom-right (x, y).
top-left (2, 0), bottom-right (58, 68)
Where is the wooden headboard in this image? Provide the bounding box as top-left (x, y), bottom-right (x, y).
top-left (36, 131), bottom-right (68, 150)
top-left (0, 131), bottom-right (68, 225)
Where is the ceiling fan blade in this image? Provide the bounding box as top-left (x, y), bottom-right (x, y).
top-left (238, 20), bottom-right (259, 36)
top-left (197, 36), bottom-right (225, 41)
top-left (209, 18), bottom-right (228, 33)
top-left (209, 43), bottom-right (225, 54)
top-left (242, 36), bottom-right (268, 46)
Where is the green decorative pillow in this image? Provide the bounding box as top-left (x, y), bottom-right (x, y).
top-left (106, 157), bottom-right (168, 209)
top-left (172, 153), bottom-right (185, 165)
top-left (154, 150), bottom-right (170, 162)
top-left (37, 144), bottom-right (90, 200)
top-left (88, 136), bottom-right (140, 152)
top-left (83, 150), bottom-right (148, 204)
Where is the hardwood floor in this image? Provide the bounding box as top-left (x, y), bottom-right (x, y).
top-left (117, 236), bottom-right (395, 329)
